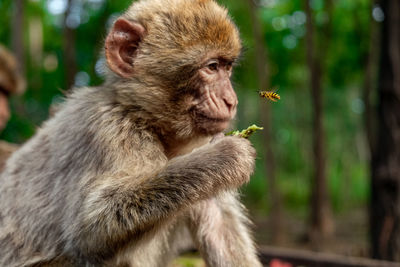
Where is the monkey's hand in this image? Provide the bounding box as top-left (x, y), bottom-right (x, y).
top-left (163, 135), bottom-right (256, 195)
top-left (195, 135), bottom-right (256, 189)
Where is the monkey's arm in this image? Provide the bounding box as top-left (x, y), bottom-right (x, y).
top-left (76, 137), bottom-right (255, 257)
top-left (188, 192), bottom-right (262, 267)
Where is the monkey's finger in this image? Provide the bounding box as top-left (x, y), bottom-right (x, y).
top-left (210, 132), bottom-right (225, 144)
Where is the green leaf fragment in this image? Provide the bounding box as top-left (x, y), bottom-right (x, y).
top-left (225, 124), bottom-right (263, 138)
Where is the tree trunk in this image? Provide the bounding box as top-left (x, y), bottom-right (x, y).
top-left (12, 0), bottom-right (25, 76)
top-left (63, 0), bottom-right (78, 90)
top-left (370, 0), bottom-right (400, 261)
top-left (29, 17), bottom-right (43, 89)
top-left (363, 0), bottom-right (381, 157)
top-left (304, 0), bottom-right (333, 244)
top-left (247, 0), bottom-right (283, 244)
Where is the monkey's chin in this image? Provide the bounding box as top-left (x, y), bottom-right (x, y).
top-left (196, 120), bottom-right (231, 135)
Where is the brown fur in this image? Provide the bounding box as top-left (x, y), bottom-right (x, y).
top-left (0, 44), bottom-right (25, 95)
top-left (0, 0), bottom-right (262, 266)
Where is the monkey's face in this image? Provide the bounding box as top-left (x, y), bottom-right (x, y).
top-left (105, 0), bottom-right (241, 138)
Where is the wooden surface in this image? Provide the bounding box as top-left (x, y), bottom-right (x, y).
top-left (259, 246), bottom-right (400, 267)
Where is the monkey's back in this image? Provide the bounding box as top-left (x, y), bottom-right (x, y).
top-left (0, 87), bottom-right (167, 266)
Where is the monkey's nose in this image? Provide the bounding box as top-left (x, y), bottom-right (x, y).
top-left (224, 99), bottom-right (234, 112)
top-left (222, 96), bottom-right (238, 118)
top-left (218, 78), bottom-right (237, 116)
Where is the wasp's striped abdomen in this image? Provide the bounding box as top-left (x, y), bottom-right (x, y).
top-left (259, 91), bottom-right (280, 102)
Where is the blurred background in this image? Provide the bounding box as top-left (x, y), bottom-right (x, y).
top-left (0, 0), bottom-right (399, 265)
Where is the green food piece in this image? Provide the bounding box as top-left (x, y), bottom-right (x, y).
top-left (226, 124), bottom-right (263, 138)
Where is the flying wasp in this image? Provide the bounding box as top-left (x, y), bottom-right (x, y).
top-left (258, 89), bottom-right (280, 102)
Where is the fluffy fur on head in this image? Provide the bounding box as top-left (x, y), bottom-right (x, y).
top-left (105, 0), bottom-right (242, 140)
top-left (123, 0), bottom-right (241, 78)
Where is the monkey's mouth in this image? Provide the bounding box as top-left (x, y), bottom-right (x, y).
top-left (196, 112), bottom-right (231, 123)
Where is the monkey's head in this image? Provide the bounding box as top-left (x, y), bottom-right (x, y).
top-left (105, 0), bottom-right (241, 139)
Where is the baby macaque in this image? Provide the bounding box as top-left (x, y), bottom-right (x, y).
top-left (0, 0), bottom-right (262, 266)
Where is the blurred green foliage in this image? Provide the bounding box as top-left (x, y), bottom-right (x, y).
top-left (0, 0), bottom-right (374, 216)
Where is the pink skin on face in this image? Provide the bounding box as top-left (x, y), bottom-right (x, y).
top-left (195, 58), bottom-right (237, 132)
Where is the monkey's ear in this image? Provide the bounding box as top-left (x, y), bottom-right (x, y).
top-left (105, 19), bottom-right (145, 78)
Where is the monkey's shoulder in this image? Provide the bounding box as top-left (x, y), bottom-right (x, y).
top-left (5, 88), bottom-right (167, 177)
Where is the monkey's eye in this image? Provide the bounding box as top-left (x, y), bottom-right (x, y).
top-left (225, 62), bottom-right (233, 72)
top-left (207, 61), bottom-right (219, 71)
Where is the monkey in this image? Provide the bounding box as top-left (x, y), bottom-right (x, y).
top-left (0, 44), bottom-right (26, 96)
top-left (0, 0), bottom-right (263, 266)
top-left (0, 44), bottom-right (26, 170)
